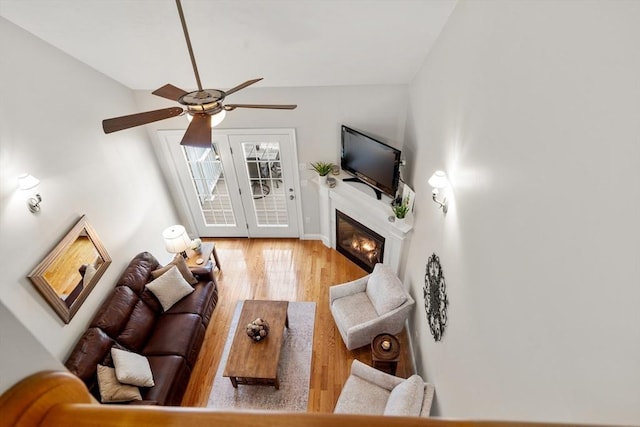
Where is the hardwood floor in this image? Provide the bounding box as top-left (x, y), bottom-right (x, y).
top-left (181, 238), bottom-right (414, 413)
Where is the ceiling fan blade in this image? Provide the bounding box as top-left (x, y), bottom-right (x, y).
top-left (102, 107), bottom-right (184, 134)
top-left (224, 104), bottom-right (297, 111)
top-left (152, 84), bottom-right (189, 101)
top-left (223, 78), bottom-right (264, 97)
top-left (180, 113), bottom-right (212, 147)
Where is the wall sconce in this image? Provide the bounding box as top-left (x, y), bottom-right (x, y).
top-left (17, 173), bottom-right (42, 213)
top-left (428, 170), bottom-right (450, 214)
top-left (162, 225), bottom-right (191, 258)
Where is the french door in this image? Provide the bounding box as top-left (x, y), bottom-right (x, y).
top-left (160, 129), bottom-right (301, 238)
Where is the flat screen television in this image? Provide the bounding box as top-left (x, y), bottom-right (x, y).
top-left (340, 125), bottom-right (401, 200)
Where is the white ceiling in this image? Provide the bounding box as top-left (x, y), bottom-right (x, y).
top-left (0, 0), bottom-right (456, 92)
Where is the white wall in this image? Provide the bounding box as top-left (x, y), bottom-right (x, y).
top-left (133, 85), bottom-right (408, 237)
top-left (0, 300), bottom-right (64, 394)
top-left (0, 17), bottom-right (180, 362)
top-left (404, 1), bottom-right (640, 424)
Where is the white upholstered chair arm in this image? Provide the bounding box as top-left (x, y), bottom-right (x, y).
top-left (342, 293), bottom-right (415, 350)
top-left (359, 293), bottom-right (415, 329)
top-left (350, 360), bottom-right (403, 391)
top-left (420, 383), bottom-right (436, 417)
top-left (329, 274), bottom-right (369, 303)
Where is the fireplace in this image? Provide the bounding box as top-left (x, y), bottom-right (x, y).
top-left (336, 210), bottom-right (385, 273)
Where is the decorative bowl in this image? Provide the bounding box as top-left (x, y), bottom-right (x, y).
top-left (246, 318), bottom-right (270, 342)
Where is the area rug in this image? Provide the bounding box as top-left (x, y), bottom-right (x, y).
top-left (207, 301), bottom-right (316, 412)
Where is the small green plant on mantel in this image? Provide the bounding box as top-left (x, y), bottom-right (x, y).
top-left (392, 198), bottom-right (410, 219)
top-left (310, 161), bottom-right (334, 177)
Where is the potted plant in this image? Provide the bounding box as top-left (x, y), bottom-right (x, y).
top-left (310, 161), bottom-right (335, 176)
top-left (392, 198), bottom-right (410, 221)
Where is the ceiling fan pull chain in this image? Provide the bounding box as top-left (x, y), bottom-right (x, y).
top-left (176, 0), bottom-right (203, 91)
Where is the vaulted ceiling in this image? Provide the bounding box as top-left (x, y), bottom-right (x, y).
top-left (0, 0), bottom-right (456, 91)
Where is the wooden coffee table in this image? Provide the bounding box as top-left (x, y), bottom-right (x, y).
top-left (223, 300), bottom-right (289, 389)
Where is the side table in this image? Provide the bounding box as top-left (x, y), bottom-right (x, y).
top-left (371, 333), bottom-right (400, 375)
top-left (185, 242), bottom-right (221, 285)
top-left (185, 242), bottom-right (221, 271)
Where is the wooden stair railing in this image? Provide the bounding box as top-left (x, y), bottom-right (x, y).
top-left (0, 371), bottom-right (607, 427)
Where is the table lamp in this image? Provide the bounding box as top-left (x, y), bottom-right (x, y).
top-left (162, 225), bottom-right (191, 258)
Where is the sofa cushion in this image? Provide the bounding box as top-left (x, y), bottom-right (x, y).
top-left (366, 263), bottom-right (407, 316)
top-left (143, 355), bottom-right (191, 406)
top-left (165, 280), bottom-right (217, 325)
top-left (331, 292), bottom-right (378, 334)
top-left (151, 255), bottom-right (197, 285)
top-left (143, 314), bottom-right (204, 367)
top-left (90, 286), bottom-right (139, 338)
top-left (116, 299), bottom-right (157, 352)
top-left (117, 252), bottom-right (160, 295)
top-left (96, 365), bottom-right (142, 403)
top-left (111, 348), bottom-right (155, 387)
top-left (146, 266), bottom-right (194, 311)
top-left (334, 374), bottom-right (390, 415)
top-left (384, 375), bottom-right (425, 416)
top-left (65, 328), bottom-right (114, 384)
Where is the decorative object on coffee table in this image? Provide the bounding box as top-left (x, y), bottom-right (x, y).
top-left (371, 333), bottom-right (400, 375)
top-left (246, 318), bottom-right (270, 341)
top-left (424, 253), bottom-right (449, 341)
top-left (326, 176), bottom-right (337, 188)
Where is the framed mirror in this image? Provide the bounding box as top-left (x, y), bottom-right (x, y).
top-left (28, 215), bottom-right (112, 323)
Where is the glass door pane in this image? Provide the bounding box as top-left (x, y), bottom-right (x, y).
top-left (242, 142), bottom-right (289, 227)
top-left (160, 129), bottom-right (248, 237)
top-left (229, 130), bottom-right (300, 238)
top-left (183, 144), bottom-right (237, 226)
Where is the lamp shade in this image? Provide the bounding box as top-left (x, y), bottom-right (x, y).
top-left (186, 109), bottom-right (226, 127)
top-left (162, 225), bottom-right (191, 254)
top-left (17, 173), bottom-right (40, 191)
top-left (210, 109), bottom-right (226, 127)
top-left (428, 171), bottom-right (450, 189)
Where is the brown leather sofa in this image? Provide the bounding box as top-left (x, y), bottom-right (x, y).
top-left (65, 252), bottom-right (218, 406)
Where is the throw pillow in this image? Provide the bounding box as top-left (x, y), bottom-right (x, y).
top-left (111, 347), bottom-right (155, 387)
top-left (384, 375), bottom-right (425, 416)
top-left (146, 265), bottom-right (194, 311)
top-left (151, 255), bottom-right (197, 285)
top-left (96, 364), bottom-right (142, 403)
top-left (366, 263), bottom-right (407, 315)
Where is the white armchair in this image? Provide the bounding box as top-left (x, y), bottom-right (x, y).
top-left (334, 360), bottom-right (435, 417)
top-left (329, 263), bottom-right (414, 350)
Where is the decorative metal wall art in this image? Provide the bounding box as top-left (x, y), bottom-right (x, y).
top-left (423, 253), bottom-right (449, 341)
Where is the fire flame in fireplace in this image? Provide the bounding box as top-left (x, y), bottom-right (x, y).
top-left (350, 235), bottom-right (380, 263)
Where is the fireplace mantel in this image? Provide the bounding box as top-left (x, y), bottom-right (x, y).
top-left (316, 174), bottom-right (413, 274)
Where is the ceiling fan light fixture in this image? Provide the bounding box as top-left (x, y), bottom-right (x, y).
top-left (211, 109), bottom-right (226, 127)
top-left (186, 109), bottom-right (226, 128)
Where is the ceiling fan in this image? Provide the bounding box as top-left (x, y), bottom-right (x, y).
top-left (102, 0), bottom-right (297, 147)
